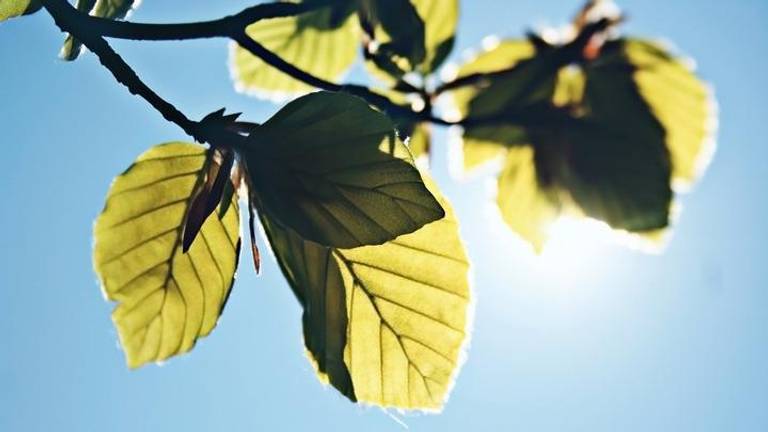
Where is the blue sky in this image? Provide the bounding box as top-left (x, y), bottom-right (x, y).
top-left (1, 0), bottom-right (767, 430)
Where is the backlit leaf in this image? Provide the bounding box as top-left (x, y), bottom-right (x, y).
top-left (362, 0), bottom-right (426, 73)
top-left (231, 2), bottom-right (359, 100)
top-left (93, 143), bottom-right (241, 368)
top-left (450, 40), bottom-right (537, 172)
top-left (448, 33), bottom-right (708, 250)
top-left (0, 0), bottom-right (41, 21)
top-left (244, 91), bottom-right (444, 248)
top-left (364, 0), bottom-right (458, 79)
top-left (496, 146), bottom-right (561, 252)
top-left (614, 39), bottom-right (717, 187)
top-left (260, 175), bottom-right (471, 410)
top-left (60, 0), bottom-right (140, 61)
top-left (414, 0), bottom-right (458, 74)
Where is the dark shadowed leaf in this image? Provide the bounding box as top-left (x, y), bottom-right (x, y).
top-left (260, 175), bottom-right (470, 410)
top-left (604, 39), bottom-right (717, 187)
top-left (244, 91), bottom-right (444, 248)
top-left (447, 33), bottom-right (709, 250)
top-left (364, 0), bottom-right (458, 79)
top-left (93, 143), bottom-right (241, 368)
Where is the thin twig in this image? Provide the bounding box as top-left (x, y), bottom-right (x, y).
top-left (41, 0), bottom-right (248, 149)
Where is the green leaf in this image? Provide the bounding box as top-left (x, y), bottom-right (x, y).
top-left (616, 39), bottom-right (717, 187)
top-left (260, 174), bottom-right (471, 410)
top-left (244, 91), bottom-right (444, 248)
top-left (364, 0), bottom-right (458, 79)
top-left (449, 40), bottom-right (539, 172)
top-left (413, 0), bottom-right (458, 74)
top-left (367, 0), bottom-right (426, 69)
top-left (60, 0), bottom-right (140, 61)
top-left (496, 146), bottom-right (561, 253)
top-left (0, 0), bottom-right (41, 22)
top-left (93, 142), bottom-right (241, 368)
top-left (447, 35), bottom-right (700, 249)
top-left (404, 123), bottom-right (431, 163)
top-left (231, 2), bottom-right (359, 100)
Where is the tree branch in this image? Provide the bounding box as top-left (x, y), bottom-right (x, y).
top-left (81, 1), bottom-right (334, 41)
top-left (41, 0), bottom-right (248, 149)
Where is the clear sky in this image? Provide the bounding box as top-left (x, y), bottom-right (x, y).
top-left (1, 1), bottom-right (767, 431)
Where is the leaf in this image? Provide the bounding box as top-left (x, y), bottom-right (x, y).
top-left (93, 142), bottom-right (241, 368)
top-left (244, 91), bottom-right (444, 248)
top-left (0, 0), bottom-right (41, 21)
top-left (231, 2), bottom-right (359, 100)
top-left (366, 0), bottom-right (427, 70)
top-left (182, 148), bottom-right (235, 252)
top-left (449, 40), bottom-right (538, 172)
top-left (413, 0), bottom-right (458, 74)
top-left (615, 39), bottom-right (717, 187)
top-left (496, 146), bottom-right (561, 252)
top-left (260, 174), bottom-right (471, 410)
top-left (404, 123), bottom-right (431, 163)
top-left (60, 0), bottom-right (140, 61)
top-left (364, 0), bottom-right (458, 79)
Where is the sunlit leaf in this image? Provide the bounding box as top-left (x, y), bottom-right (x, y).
top-left (244, 91), bottom-right (444, 248)
top-left (613, 39), bottom-right (717, 187)
top-left (0, 0), bottom-right (41, 21)
top-left (231, 2), bottom-right (359, 100)
top-left (60, 0), bottom-right (140, 61)
top-left (414, 0), bottom-right (458, 73)
top-left (93, 143), bottom-right (241, 368)
top-left (260, 175), bottom-right (470, 410)
top-left (450, 40), bottom-right (538, 172)
top-left (447, 32), bottom-right (710, 250)
top-left (404, 123), bottom-right (431, 163)
top-left (496, 146), bottom-right (561, 252)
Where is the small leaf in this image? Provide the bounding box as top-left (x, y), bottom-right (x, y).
top-left (93, 142), bottom-right (241, 368)
top-left (244, 91), bottom-right (444, 248)
top-left (0, 0), bottom-right (41, 22)
top-left (364, 0), bottom-right (458, 79)
top-left (182, 148), bottom-right (235, 252)
top-left (367, 0), bottom-right (427, 68)
top-left (231, 1), bottom-right (359, 100)
top-left (260, 174), bottom-right (471, 410)
top-left (60, 0), bottom-right (140, 61)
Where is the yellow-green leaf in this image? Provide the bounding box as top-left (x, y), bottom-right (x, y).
top-left (93, 142), bottom-right (241, 368)
top-left (497, 146), bottom-right (561, 253)
top-left (620, 39), bottom-right (717, 187)
top-left (449, 39), bottom-right (538, 172)
top-left (60, 0), bottom-right (140, 61)
top-left (245, 91), bottom-right (444, 248)
top-left (261, 175), bottom-right (471, 410)
top-left (0, 0), bottom-right (41, 22)
top-left (231, 3), bottom-right (359, 100)
top-left (414, 0), bottom-right (458, 74)
top-left (404, 122), bottom-right (431, 163)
